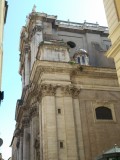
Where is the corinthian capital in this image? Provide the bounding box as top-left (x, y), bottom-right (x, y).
top-left (61, 85), bottom-right (80, 98)
top-left (72, 87), bottom-right (80, 98)
top-left (61, 85), bottom-right (73, 97)
top-left (29, 105), bottom-right (38, 118)
top-left (30, 25), bottom-right (43, 38)
top-left (22, 116), bottom-right (30, 128)
top-left (24, 43), bottom-right (31, 54)
top-left (40, 84), bottom-right (56, 96)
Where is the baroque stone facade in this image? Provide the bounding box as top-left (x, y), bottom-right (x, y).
top-left (11, 7), bottom-right (120, 160)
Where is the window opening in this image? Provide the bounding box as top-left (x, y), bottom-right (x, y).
top-left (58, 108), bottom-right (61, 114)
top-left (95, 106), bottom-right (113, 120)
top-left (77, 57), bottom-right (80, 64)
top-left (67, 41), bottom-right (76, 48)
top-left (59, 141), bottom-right (64, 148)
top-left (82, 55), bottom-right (85, 64)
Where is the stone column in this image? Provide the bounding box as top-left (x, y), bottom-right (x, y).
top-left (40, 84), bottom-right (58, 160)
top-left (16, 138), bottom-right (20, 160)
top-left (19, 131), bottom-right (23, 160)
top-left (30, 105), bottom-right (39, 160)
top-left (25, 52), bottom-right (29, 86)
top-left (21, 69), bottom-right (25, 89)
top-left (22, 116), bottom-right (30, 160)
top-left (72, 88), bottom-right (85, 160)
top-left (30, 25), bottom-right (43, 69)
top-left (24, 44), bottom-right (30, 86)
top-left (62, 86), bottom-right (78, 160)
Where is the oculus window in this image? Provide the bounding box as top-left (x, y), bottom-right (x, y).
top-left (67, 41), bottom-right (76, 48)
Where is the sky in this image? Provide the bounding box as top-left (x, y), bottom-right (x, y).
top-left (0, 0), bottom-right (108, 159)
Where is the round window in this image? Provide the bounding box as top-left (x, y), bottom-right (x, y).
top-left (67, 41), bottom-right (76, 48)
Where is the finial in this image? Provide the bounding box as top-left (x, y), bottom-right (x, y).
top-left (32, 4), bottom-right (36, 12)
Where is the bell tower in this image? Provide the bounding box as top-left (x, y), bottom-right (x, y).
top-left (11, 6), bottom-right (120, 160)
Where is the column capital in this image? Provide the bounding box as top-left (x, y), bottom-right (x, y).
top-left (30, 25), bottom-right (43, 39)
top-left (22, 116), bottom-right (30, 128)
top-left (71, 87), bottom-right (80, 98)
top-left (29, 105), bottom-right (38, 118)
top-left (61, 85), bottom-right (80, 97)
top-left (24, 43), bottom-right (31, 54)
top-left (40, 84), bottom-right (56, 97)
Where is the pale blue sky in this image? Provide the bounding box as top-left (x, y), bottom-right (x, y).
top-left (0, 0), bottom-right (107, 159)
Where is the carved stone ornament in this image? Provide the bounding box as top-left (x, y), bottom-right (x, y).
top-left (38, 84), bottom-right (80, 98)
top-left (29, 105), bottom-right (38, 118)
top-left (22, 116), bottom-right (30, 128)
top-left (40, 84), bottom-right (56, 97)
top-left (61, 85), bottom-right (73, 97)
top-left (72, 87), bottom-right (80, 98)
top-left (24, 44), bottom-right (31, 54)
top-left (30, 25), bottom-right (43, 38)
top-left (34, 138), bottom-right (40, 149)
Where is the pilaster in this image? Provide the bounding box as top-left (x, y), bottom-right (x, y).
top-left (72, 89), bottom-right (85, 160)
top-left (22, 116), bottom-right (30, 160)
top-left (29, 105), bottom-right (39, 160)
top-left (62, 86), bottom-right (79, 160)
top-left (41, 84), bottom-right (58, 160)
top-left (24, 44), bottom-right (31, 86)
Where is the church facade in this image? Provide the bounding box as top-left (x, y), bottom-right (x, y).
top-left (11, 9), bottom-right (120, 160)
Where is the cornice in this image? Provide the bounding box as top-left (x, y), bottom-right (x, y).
top-left (30, 60), bottom-right (117, 84)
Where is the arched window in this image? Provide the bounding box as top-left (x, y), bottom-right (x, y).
top-left (77, 57), bottom-right (80, 64)
top-left (73, 49), bottom-right (89, 66)
top-left (95, 106), bottom-right (113, 120)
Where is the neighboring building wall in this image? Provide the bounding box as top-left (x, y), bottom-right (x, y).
top-left (103, 0), bottom-right (120, 85)
top-left (0, 0), bottom-right (8, 89)
top-left (11, 9), bottom-right (120, 160)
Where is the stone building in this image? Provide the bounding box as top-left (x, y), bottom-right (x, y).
top-left (11, 8), bottom-right (120, 160)
top-left (0, 0), bottom-right (8, 89)
top-left (103, 0), bottom-right (120, 85)
top-left (0, 0), bottom-right (8, 102)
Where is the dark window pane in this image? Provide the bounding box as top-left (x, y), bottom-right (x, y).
top-left (77, 57), bottom-right (80, 64)
top-left (67, 41), bottom-right (76, 48)
top-left (95, 106), bottom-right (113, 120)
top-left (60, 141), bottom-right (64, 148)
top-left (82, 56), bottom-right (85, 63)
top-left (58, 109), bottom-right (61, 114)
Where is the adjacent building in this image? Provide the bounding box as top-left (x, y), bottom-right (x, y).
top-left (11, 9), bottom-right (120, 160)
top-left (0, 0), bottom-right (8, 159)
top-left (103, 0), bottom-right (120, 85)
top-left (0, 0), bottom-right (8, 100)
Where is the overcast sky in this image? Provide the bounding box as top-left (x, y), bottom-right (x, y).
top-left (0, 0), bottom-right (107, 159)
